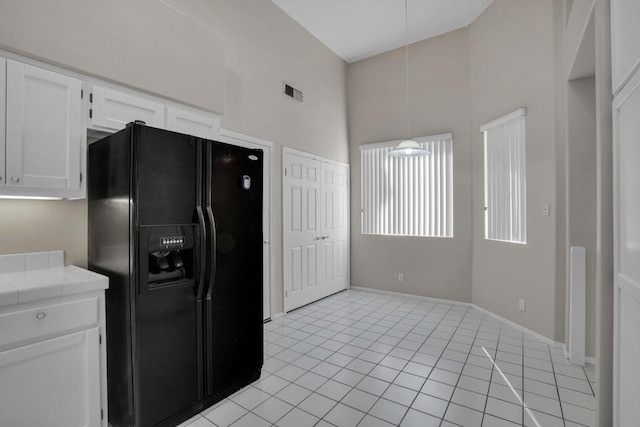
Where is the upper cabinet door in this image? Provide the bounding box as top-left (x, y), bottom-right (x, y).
top-left (611, 0), bottom-right (640, 94)
top-left (166, 106), bottom-right (220, 140)
top-left (5, 60), bottom-right (82, 191)
top-left (90, 86), bottom-right (165, 131)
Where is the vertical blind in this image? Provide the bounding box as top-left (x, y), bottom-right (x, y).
top-left (481, 108), bottom-right (527, 244)
top-left (360, 134), bottom-right (453, 237)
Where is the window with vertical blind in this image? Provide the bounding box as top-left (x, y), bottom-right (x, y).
top-left (360, 133), bottom-right (453, 237)
top-left (482, 108), bottom-right (527, 244)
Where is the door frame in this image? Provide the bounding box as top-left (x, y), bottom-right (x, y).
top-left (282, 147), bottom-right (350, 313)
top-left (219, 128), bottom-right (274, 321)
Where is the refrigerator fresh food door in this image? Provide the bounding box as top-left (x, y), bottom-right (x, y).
top-left (204, 141), bottom-right (264, 397)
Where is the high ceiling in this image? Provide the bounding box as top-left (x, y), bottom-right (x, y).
top-left (271, 0), bottom-right (494, 63)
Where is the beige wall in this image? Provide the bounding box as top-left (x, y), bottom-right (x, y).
top-left (348, 0), bottom-right (570, 342)
top-left (470, 0), bottom-right (563, 341)
top-left (565, 77), bottom-right (597, 357)
top-left (347, 29), bottom-right (473, 302)
top-left (0, 0), bottom-right (349, 315)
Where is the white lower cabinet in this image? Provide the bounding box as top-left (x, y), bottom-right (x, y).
top-left (0, 294), bottom-right (106, 427)
top-left (0, 328), bottom-right (101, 427)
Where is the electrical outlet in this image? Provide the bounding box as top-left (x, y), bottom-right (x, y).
top-left (398, 273), bottom-right (404, 282)
top-left (519, 298), bottom-right (526, 311)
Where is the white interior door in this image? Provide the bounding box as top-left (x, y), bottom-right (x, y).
top-left (613, 64), bottom-right (640, 427)
top-left (219, 129), bottom-right (273, 321)
top-left (320, 162), bottom-right (349, 293)
top-left (283, 152), bottom-right (322, 312)
top-left (283, 149), bottom-right (349, 312)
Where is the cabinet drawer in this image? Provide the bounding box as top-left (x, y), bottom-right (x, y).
top-left (0, 297), bottom-right (98, 347)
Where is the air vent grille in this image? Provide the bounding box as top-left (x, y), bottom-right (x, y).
top-left (283, 83), bottom-right (303, 102)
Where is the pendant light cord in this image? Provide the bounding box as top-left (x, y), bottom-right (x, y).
top-left (405, 0), bottom-right (410, 140)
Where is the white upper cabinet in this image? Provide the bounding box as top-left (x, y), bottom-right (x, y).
top-left (90, 86), bottom-right (165, 131)
top-left (611, 0), bottom-right (640, 94)
top-left (4, 59), bottom-right (83, 198)
top-left (166, 106), bottom-right (220, 140)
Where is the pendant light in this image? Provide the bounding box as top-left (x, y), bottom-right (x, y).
top-left (388, 0), bottom-right (430, 158)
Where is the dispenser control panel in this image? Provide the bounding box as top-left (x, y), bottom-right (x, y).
top-left (160, 236), bottom-right (185, 247)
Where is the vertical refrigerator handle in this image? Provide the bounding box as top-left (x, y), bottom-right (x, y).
top-left (205, 206), bottom-right (216, 299)
top-left (195, 206), bottom-right (207, 300)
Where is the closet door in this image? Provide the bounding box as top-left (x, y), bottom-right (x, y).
top-left (283, 150), bottom-right (349, 312)
top-left (320, 162), bottom-right (349, 295)
top-left (283, 152), bottom-right (322, 312)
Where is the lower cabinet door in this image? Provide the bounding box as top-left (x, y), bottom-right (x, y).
top-left (0, 328), bottom-right (101, 427)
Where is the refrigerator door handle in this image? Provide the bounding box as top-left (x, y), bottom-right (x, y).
top-left (205, 206), bottom-right (217, 299)
top-left (195, 206), bottom-right (207, 300)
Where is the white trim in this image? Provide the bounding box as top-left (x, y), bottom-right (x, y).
top-left (563, 344), bottom-right (597, 366)
top-left (350, 286), bottom-right (569, 351)
top-left (360, 133), bottom-right (454, 150)
top-left (480, 108), bottom-right (527, 132)
top-left (471, 304), bottom-right (564, 350)
top-left (220, 128), bottom-right (274, 148)
top-left (350, 286), bottom-right (472, 308)
top-left (282, 146), bottom-right (349, 168)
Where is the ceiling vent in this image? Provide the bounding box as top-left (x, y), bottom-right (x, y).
top-left (283, 82), bottom-right (303, 102)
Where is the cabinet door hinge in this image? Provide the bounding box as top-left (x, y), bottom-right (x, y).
top-left (99, 334), bottom-right (102, 345)
top-left (80, 172), bottom-right (83, 183)
top-left (285, 290), bottom-right (288, 298)
top-left (89, 93), bottom-right (93, 103)
top-left (81, 89), bottom-right (84, 99)
top-left (101, 409), bottom-right (104, 420)
top-left (89, 108), bottom-right (93, 119)
top-left (284, 168), bottom-right (287, 176)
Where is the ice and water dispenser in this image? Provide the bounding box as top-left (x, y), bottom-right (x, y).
top-left (138, 225), bottom-right (197, 291)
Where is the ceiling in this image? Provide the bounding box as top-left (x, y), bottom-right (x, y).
top-left (271, 0), bottom-right (494, 63)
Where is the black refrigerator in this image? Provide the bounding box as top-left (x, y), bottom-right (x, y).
top-left (88, 123), bottom-right (263, 427)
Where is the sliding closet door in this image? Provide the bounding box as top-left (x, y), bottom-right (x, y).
top-left (283, 149), bottom-right (349, 312)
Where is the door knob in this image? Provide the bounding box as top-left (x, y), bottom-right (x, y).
top-left (263, 240), bottom-right (270, 245)
top-left (315, 235), bottom-right (323, 240)
top-left (10, 176), bottom-right (20, 184)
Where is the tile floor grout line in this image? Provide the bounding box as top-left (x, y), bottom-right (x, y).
top-left (353, 296), bottom-right (459, 426)
top-left (210, 290), bottom-right (597, 427)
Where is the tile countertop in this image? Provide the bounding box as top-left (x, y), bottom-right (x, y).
top-left (0, 251), bottom-right (109, 307)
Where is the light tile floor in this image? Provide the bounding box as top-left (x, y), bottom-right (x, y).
top-left (179, 289), bottom-right (596, 427)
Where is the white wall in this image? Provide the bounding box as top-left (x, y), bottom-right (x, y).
top-left (0, 0), bottom-right (349, 315)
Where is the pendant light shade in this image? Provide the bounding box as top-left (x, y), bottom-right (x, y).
top-left (391, 0), bottom-right (430, 158)
top-left (388, 139), bottom-right (430, 157)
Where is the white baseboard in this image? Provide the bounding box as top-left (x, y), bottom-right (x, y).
top-left (349, 286), bottom-right (473, 308)
top-left (349, 286), bottom-right (595, 361)
top-left (563, 344), bottom-right (596, 366)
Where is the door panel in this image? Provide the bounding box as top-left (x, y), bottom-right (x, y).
top-left (320, 162), bottom-right (349, 291)
top-left (283, 152), bottom-right (322, 311)
top-left (613, 64), bottom-right (640, 426)
top-left (284, 151), bottom-right (349, 312)
top-left (6, 60), bottom-right (81, 190)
